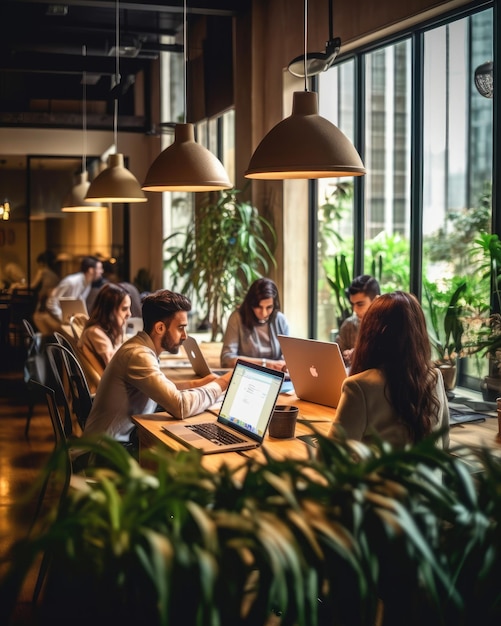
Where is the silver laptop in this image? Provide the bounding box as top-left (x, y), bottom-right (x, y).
top-left (59, 297), bottom-right (88, 322)
top-left (161, 360), bottom-right (284, 454)
top-left (182, 335), bottom-right (230, 377)
top-left (278, 335), bottom-right (348, 408)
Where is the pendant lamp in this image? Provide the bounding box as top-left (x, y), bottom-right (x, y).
top-left (85, 0), bottom-right (147, 203)
top-left (61, 46), bottom-right (103, 212)
top-left (245, 0), bottom-right (365, 180)
top-left (142, 0), bottom-right (232, 192)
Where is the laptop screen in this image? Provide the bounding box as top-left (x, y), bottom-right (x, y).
top-left (217, 360), bottom-right (284, 441)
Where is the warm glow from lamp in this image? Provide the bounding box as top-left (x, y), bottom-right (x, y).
top-left (0, 200), bottom-right (10, 220)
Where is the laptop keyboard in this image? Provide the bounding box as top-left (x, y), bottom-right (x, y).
top-left (186, 422), bottom-right (245, 446)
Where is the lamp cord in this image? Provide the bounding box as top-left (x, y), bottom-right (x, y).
top-left (303, 0), bottom-right (308, 91)
top-left (114, 0), bottom-right (120, 152)
top-left (183, 0), bottom-right (187, 124)
top-left (82, 45), bottom-right (87, 174)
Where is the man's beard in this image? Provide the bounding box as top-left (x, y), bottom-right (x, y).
top-left (161, 329), bottom-right (181, 354)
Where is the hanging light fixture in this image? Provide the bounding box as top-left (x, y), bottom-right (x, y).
top-left (474, 61), bottom-right (493, 98)
top-left (0, 200), bottom-right (10, 221)
top-left (245, 0), bottom-right (365, 180)
top-left (141, 0), bottom-right (232, 192)
top-left (287, 0), bottom-right (340, 78)
top-left (85, 0), bottom-right (147, 203)
top-left (61, 45), bottom-right (103, 212)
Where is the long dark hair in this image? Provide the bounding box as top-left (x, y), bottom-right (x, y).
top-left (350, 291), bottom-right (440, 442)
top-left (239, 278), bottom-right (281, 332)
top-left (85, 283), bottom-right (129, 346)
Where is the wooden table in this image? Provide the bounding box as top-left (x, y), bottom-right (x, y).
top-left (133, 392), bottom-right (334, 471)
top-left (133, 341), bottom-right (501, 470)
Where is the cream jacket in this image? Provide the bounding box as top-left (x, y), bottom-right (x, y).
top-left (85, 331), bottom-right (223, 442)
top-left (330, 368), bottom-right (450, 449)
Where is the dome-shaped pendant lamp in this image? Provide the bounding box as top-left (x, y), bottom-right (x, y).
top-left (62, 46), bottom-right (103, 212)
top-left (245, 0), bottom-right (365, 180)
top-left (142, 123), bottom-right (232, 191)
top-left (142, 0), bottom-right (232, 192)
top-left (62, 171), bottom-right (103, 212)
top-left (85, 0), bottom-right (147, 204)
top-left (85, 153), bottom-right (147, 202)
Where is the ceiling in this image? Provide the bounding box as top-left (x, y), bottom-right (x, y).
top-left (0, 0), bottom-right (243, 130)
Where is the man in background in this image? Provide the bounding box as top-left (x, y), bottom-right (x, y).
top-left (336, 275), bottom-right (380, 367)
top-left (34, 256), bottom-right (103, 334)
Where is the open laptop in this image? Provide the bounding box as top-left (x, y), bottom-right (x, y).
top-left (182, 335), bottom-right (230, 377)
top-left (59, 297), bottom-right (88, 323)
top-left (161, 359), bottom-right (284, 454)
top-left (278, 335), bottom-right (348, 408)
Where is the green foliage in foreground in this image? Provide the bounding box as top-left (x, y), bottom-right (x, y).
top-left (2, 432), bottom-right (501, 626)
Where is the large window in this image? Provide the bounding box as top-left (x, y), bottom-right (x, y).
top-left (316, 4), bottom-right (493, 391)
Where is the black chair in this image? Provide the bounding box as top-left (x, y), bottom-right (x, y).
top-left (46, 342), bottom-right (93, 433)
top-left (8, 289), bottom-right (37, 358)
top-left (29, 380), bottom-right (92, 605)
top-left (23, 320), bottom-right (51, 437)
top-left (29, 381), bottom-right (72, 533)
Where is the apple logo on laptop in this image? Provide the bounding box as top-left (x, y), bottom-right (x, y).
top-left (309, 365), bottom-right (319, 377)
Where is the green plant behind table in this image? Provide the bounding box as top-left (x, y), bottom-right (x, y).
top-left (3, 435), bottom-right (501, 626)
top-left (423, 279), bottom-right (467, 365)
top-left (462, 233), bottom-right (501, 372)
top-left (163, 188), bottom-right (276, 341)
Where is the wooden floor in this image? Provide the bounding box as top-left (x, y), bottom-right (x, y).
top-left (0, 362), bottom-right (55, 626)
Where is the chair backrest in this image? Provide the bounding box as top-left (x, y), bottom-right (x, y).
top-left (31, 380), bottom-right (68, 450)
top-left (46, 343), bottom-right (93, 432)
top-left (55, 329), bottom-right (101, 394)
top-left (22, 317), bottom-right (37, 340)
top-left (69, 313), bottom-right (89, 341)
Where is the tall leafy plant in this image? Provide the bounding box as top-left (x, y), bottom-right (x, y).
top-left (424, 280), bottom-right (467, 366)
top-left (164, 188), bottom-right (276, 341)
top-left (3, 434), bottom-right (501, 626)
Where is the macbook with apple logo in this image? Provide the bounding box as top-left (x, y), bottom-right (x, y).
top-left (278, 335), bottom-right (348, 408)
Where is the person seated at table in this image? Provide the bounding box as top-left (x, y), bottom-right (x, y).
top-left (84, 289), bottom-right (232, 452)
top-left (30, 250), bottom-right (59, 314)
top-left (329, 291), bottom-right (449, 449)
top-left (77, 283), bottom-right (131, 381)
top-left (35, 255), bottom-right (103, 335)
top-left (220, 277), bottom-right (290, 371)
top-left (336, 274), bottom-right (380, 367)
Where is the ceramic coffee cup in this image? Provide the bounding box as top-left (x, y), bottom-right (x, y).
top-left (269, 405), bottom-right (299, 439)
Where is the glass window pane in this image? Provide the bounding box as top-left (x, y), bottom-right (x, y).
top-left (363, 39), bottom-right (412, 290)
top-left (422, 10), bottom-right (493, 390)
top-left (317, 60), bottom-right (356, 341)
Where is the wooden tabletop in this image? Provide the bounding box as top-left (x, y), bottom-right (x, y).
top-left (133, 339), bottom-right (501, 470)
top-left (133, 392), bottom-right (334, 468)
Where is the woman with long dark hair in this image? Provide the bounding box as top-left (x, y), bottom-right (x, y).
top-left (330, 291), bottom-right (449, 448)
top-left (78, 283), bottom-right (131, 378)
top-left (220, 277), bottom-right (290, 370)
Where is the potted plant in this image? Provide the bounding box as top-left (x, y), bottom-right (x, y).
top-left (163, 188), bottom-right (276, 341)
top-left (464, 232), bottom-right (501, 400)
top-left (424, 280), bottom-right (467, 391)
top-left (3, 433), bottom-right (501, 626)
